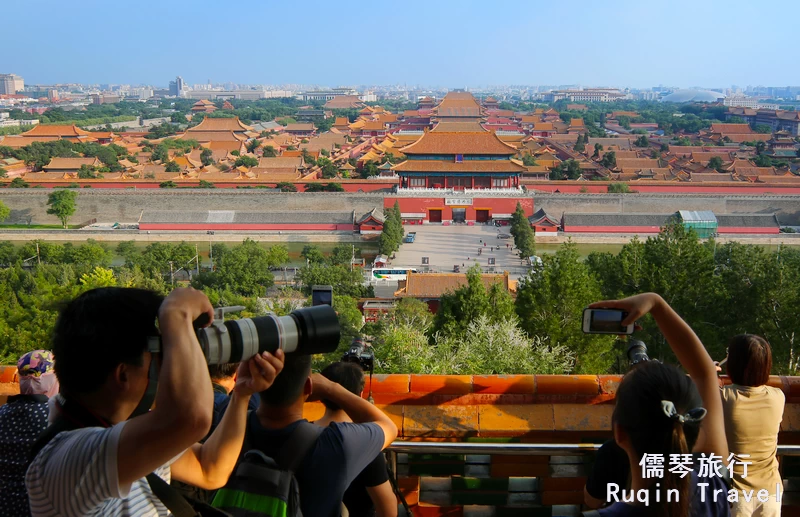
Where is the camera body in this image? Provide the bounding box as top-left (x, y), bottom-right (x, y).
top-left (627, 339), bottom-right (650, 366)
top-left (342, 337), bottom-right (374, 373)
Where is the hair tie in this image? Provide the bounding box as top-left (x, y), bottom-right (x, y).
top-left (661, 400), bottom-right (707, 425)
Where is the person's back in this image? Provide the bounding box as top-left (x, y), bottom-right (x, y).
top-left (721, 334), bottom-right (784, 517)
top-left (0, 351), bottom-right (57, 517)
top-left (314, 362), bottom-right (396, 517)
top-left (248, 354), bottom-right (397, 517)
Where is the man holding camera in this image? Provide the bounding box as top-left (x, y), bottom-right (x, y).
top-left (26, 287), bottom-right (285, 516)
top-left (248, 354), bottom-right (398, 517)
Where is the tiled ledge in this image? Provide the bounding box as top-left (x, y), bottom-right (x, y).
top-left (3, 369), bottom-right (798, 437)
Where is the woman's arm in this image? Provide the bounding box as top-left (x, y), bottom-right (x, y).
top-left (589, 293), bottom-right (728, 459)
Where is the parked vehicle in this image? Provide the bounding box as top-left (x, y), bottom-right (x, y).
top-left (404, 232), bottom-right (417, 243)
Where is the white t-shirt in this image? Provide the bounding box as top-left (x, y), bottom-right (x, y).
top-left (26, 421), bottom-right (174, 517)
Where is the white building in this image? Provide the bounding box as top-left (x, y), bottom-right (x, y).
top-left (723, 97), bottom-right (779, 110)
top-left (544, 88), bottom-right (629, 102)
top-left (183, 89), bottom-right (293, 101)
top-left (0, 74), bottom-right (24, 94)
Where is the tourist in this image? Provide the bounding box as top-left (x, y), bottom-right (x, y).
top-left (26, 287), bottom-right (284, 516)
top-left (722, 335), bottom-right (784, 517)
top-left (243, 354), bottom-right (397, 515)
top-left (588, 293), bottom-right (729, 516)
top-left (0, 350), bottom-right (58, 517)
top-left (315, 362), bottom-right (397, 517)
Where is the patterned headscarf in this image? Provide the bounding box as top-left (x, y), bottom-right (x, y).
top-left (17, 350), bottom-right (59, 397)
top-left (17, 350), bottom-right (55, 378)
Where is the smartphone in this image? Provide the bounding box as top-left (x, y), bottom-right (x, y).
top-left (311, 285), bottom-right (333, 307)
top-left (582, 308), bottom-right (634, 335)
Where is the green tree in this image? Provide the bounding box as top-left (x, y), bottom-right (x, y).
top-left (46, 189), bottom-right (77, 228)
top-left (592, 143), bottom-right (603, 159)
top-left (195, 239), bottom-right (283, 296)
top-left (707, 156), bottom-right (724, 171)
top-left (378, 202), bottom-right (403, 255)
top-left (200, 147), bottom-right (214, 166)
top-left (159, 181), bottom-right (177, 188)
top-left (634, 135), bottom-right (650, 147)
top-left (234, 155), bottom-right (259, 168)
top-left (549, 159), bottom-right (582, 180)
top-left (432, 264), bottom-right (517, 337)
top-left (509, 202), bottom-right (535, 258)
top-left (753, 124), bottom-right (772, 134)
top-left (522, 154), bottom-right (539, 166)
top-left (318, 158), bottom-right (338, 179)
top-left (276, 182), bottom-right (297, 192)
top-left (79, 266), bottom-right (117, 288)
top-left (164, 161), bottom-right (181, 173)
top-left (9, 177), bottom-right (29, 188)
top-left (515, 241), bottom-right (615, 373)
top-left (607, 182), bottom-right (631, 193)
top-left (196, 180), bottom-right (214, 189)
top-left (362, 161), bottom-right (379, 178)
top-left (301, 244), bottom-right (326, 264)
top-left (262, 146), bottom-right (277, 157)
top-left (295, 263), bottom-right (368, 298)
top-left (573, 140), bottom-right (585, 153)
top-left (246, 139), bottom-right (261, 154)
top-left (755, 141), bottom-right (767, 155)
top-left (329, 244), bottom-right (354, 266)
top-left (600, 151), bottom-right (617, 169)
top-left (323, 183), bottom-right (344, 192)
top-left (0, 200), bottom-right (10, 222)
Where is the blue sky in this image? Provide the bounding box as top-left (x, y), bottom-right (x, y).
top-left (3, 0), bottom-right (798, 88)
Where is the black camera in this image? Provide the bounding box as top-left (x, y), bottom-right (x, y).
top-left (627, 339), bottom-right (650, 366)
top-left (193, 305), bottom-right (340, 364)
top-left (342, 337), bottom-right (374, 373)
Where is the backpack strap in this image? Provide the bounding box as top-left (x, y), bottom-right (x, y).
top-left (276, 422), bottom-right (324, 473)
top-left (146, 473), bottom-right (201, 517)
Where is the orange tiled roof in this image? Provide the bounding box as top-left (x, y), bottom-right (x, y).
top-left (614, 158), bottom-right (661, 169)
top-left (431, 121), bottom-right (487, 133)
top-left (726, 133), bottom-right (770, 143)
top-left (182, 131), bottom-right (246, 142)
top-left (323, 96), bottom-right (364, 109)
top-left (23, 124), bottom-right (90, 138)
top-left (0, 136), bottom-right (60, 147)
top-left (569, 118), bottom-right (585, 128)
top-left (187, 117), bottom-right (253, 133)
top-left (400, 131), bottom-right (518, 156)
top-left (396, 271), bottom-right (513, 298)
top-left (42, 157), bottom-right (101, 171)
top-left (360, 121), bottom-right (387, 131)
top-left (710, 123), bottom-right (754, 135)
top-left (333, 117), bottom-right (349, 127)
top-left (285, 123), bottom-right (315, 132)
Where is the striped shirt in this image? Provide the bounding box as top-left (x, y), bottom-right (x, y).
top-left (25, 421), bottom-right (174, 517)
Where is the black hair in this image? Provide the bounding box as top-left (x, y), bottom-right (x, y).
top-left (259, 354), bottom-right (311, 407)
top-left (320, 362), bottom-right (365, 411)
top-left (208, 364), bottom-right (238, 381)
top-left (52, 287), bottom-right (164, 395)
top-left (613, 361), bottom-right (702, 517)
top-left (727, 334), bottom-right (772, 387)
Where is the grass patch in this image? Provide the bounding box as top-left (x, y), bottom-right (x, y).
top-left (0, 224), bottom-right (81, 229)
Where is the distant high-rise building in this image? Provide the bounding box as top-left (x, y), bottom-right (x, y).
top-left (0, 73), bottom-right (24, 94)
top-left (169, 75), bottom-right (185, 97)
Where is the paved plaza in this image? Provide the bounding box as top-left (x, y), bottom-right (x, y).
top-left (391, 224), bottom-right (531, 275)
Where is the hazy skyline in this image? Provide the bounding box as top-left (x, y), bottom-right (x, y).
top-left (3, 0), bottom-right (799, 89)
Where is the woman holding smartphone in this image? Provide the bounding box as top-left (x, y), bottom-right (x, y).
top-left (586, 293), bottom-right (730, 517)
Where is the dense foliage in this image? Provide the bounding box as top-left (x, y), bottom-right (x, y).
top-left (2, 226), bottom-right (799, 377)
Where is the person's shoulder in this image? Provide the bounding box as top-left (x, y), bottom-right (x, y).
top-left (765, 385), bottom-right (786, 402)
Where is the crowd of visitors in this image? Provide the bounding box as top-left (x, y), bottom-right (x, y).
top-left (0, 287), bottom-right (788, 516)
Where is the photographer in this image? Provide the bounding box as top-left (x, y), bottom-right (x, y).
top-left (246, 353), bottom-right (398, 516)
top-left (315, 362), bottom-right (398, 517)
top-left (25, 287), bottom-right (284, 516)
top-left (586, 293), bottom-right (729, 516)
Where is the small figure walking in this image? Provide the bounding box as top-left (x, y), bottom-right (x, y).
top-left (506, 243), bottom-right (509, 249)
top-left (484, 242), bottom-right (486, 247)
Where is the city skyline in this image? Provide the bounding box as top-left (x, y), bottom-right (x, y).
top-left (4, 0), bottom-right (800, 89)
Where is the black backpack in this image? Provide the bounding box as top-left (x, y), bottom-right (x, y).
top-left (211, 420), bottom-right (322, 517)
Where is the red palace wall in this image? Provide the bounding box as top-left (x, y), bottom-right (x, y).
top-left (564, 225), bottom-right (780, 235)
top-left (138, 223), bottom-right (355, 231)
top-left (385, 196), bottom-right (533, 222)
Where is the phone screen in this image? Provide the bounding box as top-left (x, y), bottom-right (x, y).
top-left (312, 288), bottom-right (333, 307)
top-left (589, 309), bottom-right (628, 333)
